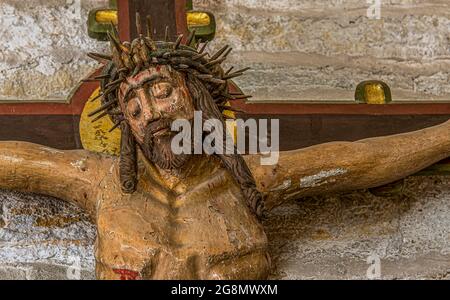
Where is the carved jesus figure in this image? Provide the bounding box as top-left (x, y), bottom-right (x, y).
top-left (0, 19), bottom-right (449, 279)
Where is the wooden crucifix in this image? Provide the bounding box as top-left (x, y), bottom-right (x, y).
top-left (0, 1), bottom-right (449, 280)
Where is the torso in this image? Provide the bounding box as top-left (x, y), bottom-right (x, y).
top-left (94, 155), bottom-right (270, 279)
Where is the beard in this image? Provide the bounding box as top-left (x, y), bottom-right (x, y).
top-left (140, 118), bottom-right (191, 170)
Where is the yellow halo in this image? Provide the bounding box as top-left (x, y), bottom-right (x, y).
top-left (79, 87), bottom-right (121, 156)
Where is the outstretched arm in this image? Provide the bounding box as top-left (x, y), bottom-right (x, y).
top-left (245, 119), bottom-right (450, 210)
top-left (0, 141), bottom-right (114, 217)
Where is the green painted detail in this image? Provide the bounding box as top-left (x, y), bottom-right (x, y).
top-left (109, 0), bottom-right (117, 9)
top-left (187, 11), bottom-right (216, 43)
top-left (355, 80), bottom-right (392, 104)
top-left (87, 8), bottom-right (114, 41)
top-left (88, 6), bottom-right (215, 43)
top-left (186, 0), bottom-right (193, 11)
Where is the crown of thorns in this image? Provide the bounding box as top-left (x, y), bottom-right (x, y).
top-left (84, 14), bottom-right (250, 133)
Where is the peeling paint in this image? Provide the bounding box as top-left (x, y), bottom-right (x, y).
top-left (30, 160), bottom-right (55, 168)
top-left (38, 146), bottom-right (65, 155)
top-left (0, 154), bottom-right (24, 164)
top-left (71, 159), bottom-right (87, 172)
top-left (300, 168), bottom-right (348, 188)
top-left (269, 179), bottom-right (292, 192)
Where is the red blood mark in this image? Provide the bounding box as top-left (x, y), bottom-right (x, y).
top-left (113, 268), bottom-right (140, 280)
top-left (156, 65), bottom-right (161, 72)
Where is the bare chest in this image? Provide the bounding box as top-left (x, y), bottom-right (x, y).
top-left (94, 168), bottom-right (268, 279)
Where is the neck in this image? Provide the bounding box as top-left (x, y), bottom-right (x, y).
top-left (138, 152), bottom-right (220, 190)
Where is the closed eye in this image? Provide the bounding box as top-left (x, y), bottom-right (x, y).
top-left (150, 82), bottom-right (173, 99)
top-left (127, 98), bottom-right (141, 118)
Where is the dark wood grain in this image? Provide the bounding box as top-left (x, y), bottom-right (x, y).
top-left (236, 114), bottom-right (450, 151)
top-left (127, 0), bottom-right (177, 41)
top-left (0, 115), bottom-right (81, 150)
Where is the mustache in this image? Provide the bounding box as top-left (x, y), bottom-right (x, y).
top-left (144, 119), bottom-right (174, 138)
top-left (141, 118), bottom-right (191, 170)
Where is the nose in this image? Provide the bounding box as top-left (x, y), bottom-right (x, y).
top-left (146, 110), bottom-right (162, 124)
top-left (137, 89), bottom-right (162, 126)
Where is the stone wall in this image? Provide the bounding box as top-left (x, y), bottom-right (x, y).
top-left (0, 191), bottom-right (95, 279)
top-left (1, 0), bottom-right (450, 101)
top-left (0, 0), bottom-right (108, 101)
top-left (267, 176), bottom-right (450, 279)
top-left (195, 0), bottom-right (450, 101)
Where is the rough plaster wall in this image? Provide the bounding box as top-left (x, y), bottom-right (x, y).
top-left (195, 0), bottom-right (450, 101)
top-left (0, 0), bottom-right (108, 101)
top-left (0, 191), bottom-right (95, 279)
top-left (266, 176), bottom-right (450, 279)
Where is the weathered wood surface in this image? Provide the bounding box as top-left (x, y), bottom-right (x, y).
top-left (246, 119), bottom-right (450, 210)
top-left (0, 119), bottom-right (448, 279)
top-left (1, 120), bottom-right (448, 215)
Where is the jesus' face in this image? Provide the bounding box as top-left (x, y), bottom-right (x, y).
top-left (118, 65), bottom-right (195, 169)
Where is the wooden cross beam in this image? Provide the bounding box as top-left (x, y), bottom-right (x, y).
top-left (117, 0), bottom-right (188, 42)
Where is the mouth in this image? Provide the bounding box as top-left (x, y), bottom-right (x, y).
top-left (151, 126), bottom-right (170, 136)
top-left (145, 119), bottom-right (174, 138)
